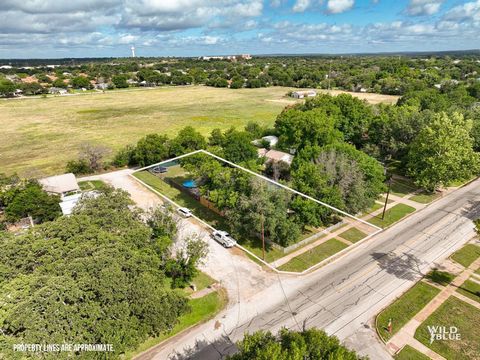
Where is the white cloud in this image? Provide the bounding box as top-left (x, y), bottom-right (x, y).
top-left (406, 0), bottom-right (443, 16)
top-left (326, 0), bottom-right (354, 14)
top-left (443, 0), bottom-right (480, 21)
top-left (203, 36), bottom-right (219, 45)
top-left (293, 0), bottom-right (311, 12)
top-left (0, 0), bottom-right (119, 14)
top-left (121, 0), bottom-right (263, 31)
top-left (0, 0), bottom-right (479, 57)
top-left (118, 34), bottom-right (139, 44)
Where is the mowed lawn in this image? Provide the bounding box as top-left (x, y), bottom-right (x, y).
top-left (1, 86), bottom-right (297, 176)
top-left (415, 296), bottom-right (480, 360)
top-left (376, 281), bottom-right (440, 342)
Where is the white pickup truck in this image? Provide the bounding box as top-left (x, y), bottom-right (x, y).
top-left (212, 230), bottom-right (236, 248)
top-left (177, 207), bottom-right (193, 218)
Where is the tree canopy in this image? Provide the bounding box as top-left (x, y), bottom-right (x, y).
top-left (0, 189), bottom-right (191, 359)
top-left (407, 112), bottom-right (479, 191)
top-left (0, 177), bottom-right (61, 224)
top-left (228, 328), bottom-right (364, 360)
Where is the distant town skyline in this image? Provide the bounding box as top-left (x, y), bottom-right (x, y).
top-left (0, 0), bottom-right (479, 58)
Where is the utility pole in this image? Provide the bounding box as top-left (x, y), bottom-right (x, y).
top-left (382, 174), bottom-right (393, 220)
top-left (261, 215), bottom-right (265, 261)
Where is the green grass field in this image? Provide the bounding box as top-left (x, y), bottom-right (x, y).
top-left (278, 239), bottom-right (348, 272)
top-left (1, 86), bottom-right (297, 176)
top-left (415, 296), bottom-right (480, 360)
top-left (360, 202), bottom-right (383, 216)
top-left (78, 180), bottom-right (108, 191)
top-left (369, 204), bottom-right (416, 228)
top-left (183, 271), bottom-right (216, 295)
top-left (338, 227), bottom-right (367, 243)
top-left (410, 191), bottom-right (441, 204)
top-left (457, 279), bottom-right (480, 303)
top-left (376, 281), bottom-right (440, 342)
top-left (394, 345), bottom-right (430, 360)
top-left (134, 170), bottom-right (228, 228)
top-left (450, 244), bottom-right (480, 268)
top-left (125, 289), bottom-right (227, 359)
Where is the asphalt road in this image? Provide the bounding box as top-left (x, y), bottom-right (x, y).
top-left (84, 170), bottom-right (479, 360)
top-left (144, 177), bottom-right (480, 360)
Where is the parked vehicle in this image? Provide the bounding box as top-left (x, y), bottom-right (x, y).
top-left (150, 166), bottom-right (168, 174)
top-left (177, 207), bottom-right (193, 218)
top-left (212, 230), bottom-right (236, 248)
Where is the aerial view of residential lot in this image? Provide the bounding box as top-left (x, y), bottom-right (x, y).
top-left (1, 1), bottom-right (480, 360)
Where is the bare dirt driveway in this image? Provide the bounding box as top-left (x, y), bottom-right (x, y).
top-left (81, 169), bottom-right (161, 210)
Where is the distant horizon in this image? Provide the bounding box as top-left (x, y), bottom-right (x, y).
top-left (0, 1), bottom-right (479, 59)
top-left (1, 48), bottom-right (479, 62)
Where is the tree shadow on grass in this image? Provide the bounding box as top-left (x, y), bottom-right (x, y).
top-left (371, 252), bottom-right (426, 281)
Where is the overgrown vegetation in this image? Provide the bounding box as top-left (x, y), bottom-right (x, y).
top-left (0, 174), bottom-right (61, 224)
top-left (0, 189), bottom-right (209, 359)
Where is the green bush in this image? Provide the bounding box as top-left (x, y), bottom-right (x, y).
top-left (66, 159), bottom-right (92, 175)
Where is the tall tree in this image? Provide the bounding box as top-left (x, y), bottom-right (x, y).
top-left (169, 126), bottom-right (207, 156)
top-left (222, 130), bottom-right (258, 163)
top-left (275, 107), bottom-right (342, 151)
top-left (0, 190), bottom-right (189, 358)
top-left (407, 112), bottom-right (480, 191)
top-left (134, 134), bottom-right (170, 166)
top-left (3, 181), bottom-right (61, 223)
top-left (227, 179), bottom-right (300, 247)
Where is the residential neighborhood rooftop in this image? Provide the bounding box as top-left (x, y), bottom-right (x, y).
top-left (38, 173), bottom-right (80, 195)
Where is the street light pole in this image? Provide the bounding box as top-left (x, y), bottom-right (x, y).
top-left (382, 175), bottom-right (393, 220)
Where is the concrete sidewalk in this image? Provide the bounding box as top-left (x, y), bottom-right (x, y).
top-left (387, 256), bottom-right (480, 358)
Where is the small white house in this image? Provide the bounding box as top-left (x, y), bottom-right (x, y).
top-left (48, 87), bottom-right (68, 95)
top-left (59, 191), bottom-right (99, 216)
top-left (39, 173), bottom-right (80, 198)
top-left (291, 90), bottom-right (317, 99)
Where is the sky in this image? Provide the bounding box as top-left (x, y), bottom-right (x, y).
top-left (0, 0), bottom-right (478, 58)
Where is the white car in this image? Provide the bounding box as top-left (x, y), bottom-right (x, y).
top-left (177, 207), bottom-right (192, 218)
top-left (212, 230), bottom-right (236, 248)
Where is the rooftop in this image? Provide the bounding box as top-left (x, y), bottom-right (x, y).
top-left (38, 173), bottom-right (80, 195)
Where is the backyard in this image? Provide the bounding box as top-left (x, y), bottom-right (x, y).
top-left (133, 166), bottom-right (328, 264)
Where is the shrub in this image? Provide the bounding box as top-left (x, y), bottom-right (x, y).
top-left (66, 159), bottom-right (92, 175)
top-left (112, 144), bottom-right (136, 167)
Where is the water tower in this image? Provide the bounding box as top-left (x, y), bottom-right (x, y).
top-left (131, 45), bottom-right (136, 58)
